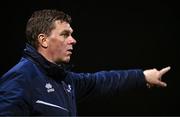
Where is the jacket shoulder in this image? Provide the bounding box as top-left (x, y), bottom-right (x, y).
top-left (0, 57), bottom-right (40, 83)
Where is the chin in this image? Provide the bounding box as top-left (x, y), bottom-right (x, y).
top-left (59, 58), bottom-right (70, 63)
top-left (55, 56), bottom-right (71, 64)
top-left (62, 57), bottom-right (71, 63)
top-left (63, 59), bottom-right (70, 63)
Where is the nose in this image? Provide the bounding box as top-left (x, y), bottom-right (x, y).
top-left (68, 36), bottom-right (77, 45)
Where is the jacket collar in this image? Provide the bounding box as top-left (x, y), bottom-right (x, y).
top-left (23, 43), bottom-right (72, 80)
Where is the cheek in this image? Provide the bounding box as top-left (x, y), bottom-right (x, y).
top-left (54, 42), bottom-right (66, 54)
top-left (48, 41), bottom-right (60, 54)
top-left (48, 37), bottom-right (67, 55)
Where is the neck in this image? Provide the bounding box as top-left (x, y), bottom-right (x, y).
top-left (37, 47), bottom-right (55, 64)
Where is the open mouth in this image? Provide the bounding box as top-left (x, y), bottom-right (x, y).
top-left (67, 49), bottom-right (73, 54)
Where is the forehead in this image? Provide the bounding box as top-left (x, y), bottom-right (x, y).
top-left (53, 20), bottom-right (73, 32)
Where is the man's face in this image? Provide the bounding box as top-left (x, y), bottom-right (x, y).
top-left (46, 20), bottom-right (76, 63)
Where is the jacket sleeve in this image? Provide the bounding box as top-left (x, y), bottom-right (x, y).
top-left (70, 69), bottom-right (147, 101)
top-left (0, 72), bottom-right (32, 115)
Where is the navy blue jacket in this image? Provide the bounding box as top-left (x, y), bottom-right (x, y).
top-left (0, 43), bottom-right (146, 116)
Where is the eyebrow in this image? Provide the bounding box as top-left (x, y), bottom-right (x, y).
top-left (61, 29), bottom-right (73, 34)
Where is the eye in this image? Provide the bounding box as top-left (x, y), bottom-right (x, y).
top-left (62, 33), bottom-right (69, 38)
top-left (60, 31), bottom-right (71, 38)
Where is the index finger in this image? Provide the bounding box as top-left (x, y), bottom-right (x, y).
top-left (160, 66), bottom-right (171, 76)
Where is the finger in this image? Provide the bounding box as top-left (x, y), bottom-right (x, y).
top-left (159, 66), bottom-right (171, 76)
top-left (157, 81), bottom-right (167, 87)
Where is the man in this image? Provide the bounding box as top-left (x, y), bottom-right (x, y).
top-left (0, 9), bottom-right (170, 116)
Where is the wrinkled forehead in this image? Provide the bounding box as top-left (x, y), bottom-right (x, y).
top-left (53, 20), bottom-right (73, 33)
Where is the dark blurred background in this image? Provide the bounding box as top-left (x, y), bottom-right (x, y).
top-left (0, 0), bottom-right (179, 115)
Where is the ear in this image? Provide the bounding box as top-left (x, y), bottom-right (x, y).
top-left (38, 34), bottom-right (48, 48)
